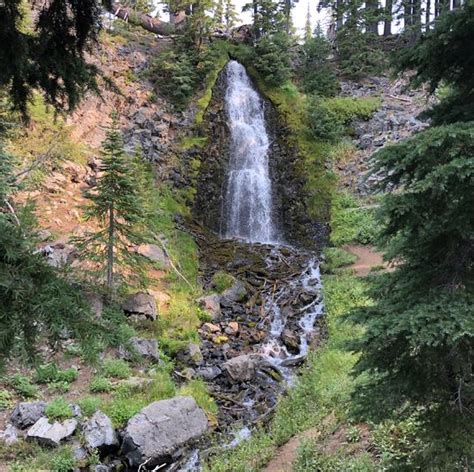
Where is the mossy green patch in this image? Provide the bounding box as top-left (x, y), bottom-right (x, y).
top-left (322, 96), bottom-right (381, 123)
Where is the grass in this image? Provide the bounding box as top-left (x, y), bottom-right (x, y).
top-left (330, 192), bottom-right (379, 246)
top-left (34, 363), bottom-right (78, 384)
top-left (89, 376), bottom-right (113, 393)
top-left (45, 397), bottom-right (73, 422)
top-left (322, 247), bottom-right (357, 274)
top-left (179, 379), bottom-right (218, 424)
top-left (102, 358), bottom-right (131, 379)
top-left (0, 390), bottom-right (13, 410)
top-left (322, 96), bottom-right (382, 124)
top-left (8, 374), bottom-right (39, 399)
top-left (77, 396), bottom-right (102, 417)
top-left (211, 271), bottom-right (235, 293)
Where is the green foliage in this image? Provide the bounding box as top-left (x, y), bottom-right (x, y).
top-left (102, 358), bottom-right (131, 379)
top-left (45, 397), bottom-right (73, 421)
top-left (323, 97), bottom-right (381, 124)
top-left (35, 363), bottom-right (78, 384)
top-left (322, 247), bottom-right (357, 274)
top-left (77, 396), bottom-right (102, 417)
top-left (294, 440), bottom-right (375, 472)
top-left (179, 379), bottom-right (218, 420)
top-left (330, 192), bottom-right (378, 246)
top-left (0, 0), bottom-right (102, 116)
top-left (49, 446), bottom-right (76, 472)
top-left (349, 123), bottom-right (474, 467)
top-left (300, 36), bottom-right (339, 97)
top-left (336, 27), bottom-right (386, 80)
top-left (396, 3), bottom-right (474, 125)
top-left (211, 271), bottom-right (234, 293)
top-left (89, 376), bottom-right (113, 393)
top-left (8, 374), bottom-right (39, 399)
top-left (254, 33), bottom-right (292, 87)
top-left (75, 116), bottom-right (150, 291)
top-left (306, 98), bottom-right (344, 143)
top-left (0, 390), bottom-right (13, 410)
top-left (147, 40), bottom-right (228, 110)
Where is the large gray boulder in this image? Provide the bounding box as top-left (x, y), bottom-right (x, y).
top-left (121, 397), bottom-right (209, 468)
top-left (221, 280), bottom-right (247, 303)
top-left (11, 402), bottom-right (46, 429)
top-left (122, 292), bottom-right (157, 320)
top-left (134, 244), bottom-right (170, 268)
top-left (82, 411), bottom-right (118, 450)
top-left (223, 354), bottom-right (264, 382)
top-left (26, 417), bottom-right (77, 446)
top-left (119, 337), bottom-right (160, 363)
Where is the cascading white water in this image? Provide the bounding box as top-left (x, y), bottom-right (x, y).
top-left (223, 61), bottom-right (276, 243)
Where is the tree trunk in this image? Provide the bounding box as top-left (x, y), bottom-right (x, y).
top-left (336, 0), bottom-right (344, 30)
top-left (404, 0), bottom-right (413, 27)
top-left (107, 204), bottom-right (114, 292)
top-left (384, 0), bottom-right (393, 36)
top-left (412, 0), bottom-right (422, 38)
top-left (366, 0), bottom-right (379, 35)
top-left (107, 2), bottom-right (184, 35)
top-left (452, 0), bottom-right (461, 9)
top-left (425, 0), bottom-right (431, 30)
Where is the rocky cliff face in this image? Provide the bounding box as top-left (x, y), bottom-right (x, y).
top-left (193, 64), bottom-right (325, 249)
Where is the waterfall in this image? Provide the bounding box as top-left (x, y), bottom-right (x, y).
top-left (222, 61), bottom-right (277, 244)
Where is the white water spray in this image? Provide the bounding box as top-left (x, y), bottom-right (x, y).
top-left (223, 61), bottom-right (276, 243)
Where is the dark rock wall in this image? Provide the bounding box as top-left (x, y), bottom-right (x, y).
top-left (194, 65), bottom-right (326, 249)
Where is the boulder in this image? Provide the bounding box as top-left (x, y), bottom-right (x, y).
top-left (11, 402), bottom-right (46, 429)
top-left (223, 354), bottom-right (264, 382)
top-left (121, 397), bottom-right (209, 468)
top-left (202, 323), bottom-right (220, 334)
top-left (225, 322), bottom-right (239, 335)
top-left (26, 417), bottom-right (77, 446)
top-left (122, 292), bottom-right (157, 320)
top-left (82, 411), bottom-right (118, 450)
top-left (0, 424), bottom-right (20, 445)
top-left (197, 294), bottom-right (221, 320)
top-left (134, 244), bottom-right (170, 268)
top-left (222, 280), bottom-right (247, 303)
top-left (119, 337), bottom-right (160, 363)
top-left (280, 355), bottom-right (306, 368)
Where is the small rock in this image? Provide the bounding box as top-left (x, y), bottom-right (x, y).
top-left (223, 354), bottom-right (264, 382)
top-left (225, 322), bottom-right (239, 335)
top-left (11, 402), bottom-right (46, 429)
top-left (180, 368), bottom-right (196, 380)
top-left (281, 329), bottom-right (300, 354)
top-left (196, 366), bottom-right (222, 380)
top-left (72, 441), bottom-right (88, 461)
top-left (197, 294), bottom-right (221, 320)
top-left (26, 417), bottom-right (77, 446)
top-left (121, 377), bottom-right (154, 390)
top-left (119, 337), bottom-right (160, 363)
top-left (121, 397), bottom-right (209, 468)
top-left (280, 355), bottom-right (306, 368)
top-left (202, 323), bottom-right (220, 334)
top-left (70, 404), bottom-right (82, 418)
top-left (122, 292), bottom-right (157, 320)
top-left (0, 424), bottom-right (20, 445)
top-left (82, 411), bottom-right (118, 450)
top-left (84, 292), bottom-right (103, 317)
top-left (187, 343), bottom-right (204, 365)
top-left (222, 280), bottom-right (247, 303)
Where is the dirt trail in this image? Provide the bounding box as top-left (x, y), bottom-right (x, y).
top-left (344, 244), bottom-right (386, 276)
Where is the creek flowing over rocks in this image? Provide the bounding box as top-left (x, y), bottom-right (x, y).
top-left (179, 61), bottom-right (325, 469)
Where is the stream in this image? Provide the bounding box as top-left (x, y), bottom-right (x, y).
top-left (175, 61), bottom-right (324, 470)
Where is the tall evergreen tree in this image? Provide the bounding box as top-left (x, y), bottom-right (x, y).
top-left (304, 2), bottom-right (313, 41)
top-left (76, 116), bottom-right (150, 293)
top-left (224, 0), bottom-right (238, 31)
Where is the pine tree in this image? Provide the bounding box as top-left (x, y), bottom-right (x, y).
top-left (76, 115), bottom-right (150, 293)
top-left (224, 0), bottom-right (238, 31)
top-left (214, 0), bottom-right (225, 28)
top-left (304, 2), bottom-right (312, 42)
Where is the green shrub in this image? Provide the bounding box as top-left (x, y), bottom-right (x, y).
top-left (35, 363), bottom-right (78, 384)
top-left (211, 271), bottom-right (234, 293)
top-left (45, 397), bottom-right (73, 422)
top-left (89, 376), bottom-right (113, 393)
top-left (102, 359), bottom-right (131, 379)
top-left (49, 446), bottom-right (76, 472)
top-left (77, 396), bottom-right (102, 417)
top-left (179, 379), bottom-right (218, 419)
top-left (322, 248), bottom-right (357, 273)
top-left (323, 97), bottom-right (381, 123)
top-left (0, 390), bottom-right (13, 410)
top-left (254, 33), bottom-right (292, 87)
top-left (8, 375), bottom-right (39, 399)
top-left (307, 99), bottom-right (344, 143)
top-left (330, 192), bottom-right (379, 246)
